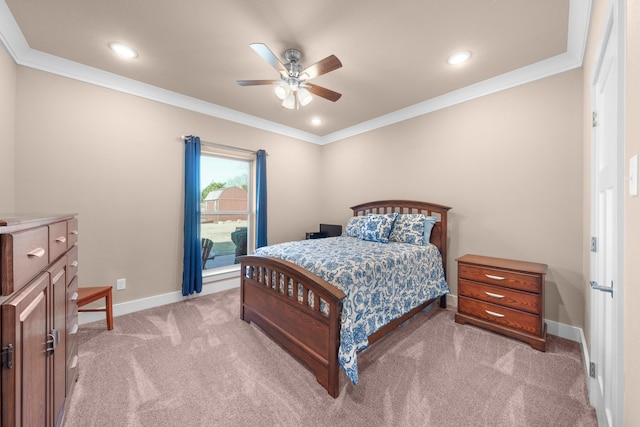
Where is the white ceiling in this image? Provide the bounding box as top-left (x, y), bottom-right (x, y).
top-left (0, 0), bottom-right (591, 144)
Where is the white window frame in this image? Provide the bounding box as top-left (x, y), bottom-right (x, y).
top-left (200, 147), bottom-right (256, 280)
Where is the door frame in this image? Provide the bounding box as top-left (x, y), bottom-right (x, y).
top-left (589, 0), bottom-right (625, 425)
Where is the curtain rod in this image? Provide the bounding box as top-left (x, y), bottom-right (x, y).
top-left (181, 135), bottom-right (262, 155)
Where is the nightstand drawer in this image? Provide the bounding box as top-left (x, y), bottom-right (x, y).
top-left (459, 279), bottom-right (541, 314)
top-left (458, 296), bottom-right (541, 335)
top-left (459, 263), bottom-right (541, 293)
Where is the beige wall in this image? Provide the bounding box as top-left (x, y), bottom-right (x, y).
top-left (624, 0), bottom-right (640, 423)
top-left (320, 70), bottom-right (584, 327)
top-left (13, 66), bottom-right (323, 303)
top-left (0, 42), bottom-right (16, 211)
top-left (10, 60), bottom-right (586, 329)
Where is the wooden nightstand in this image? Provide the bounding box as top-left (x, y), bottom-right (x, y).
top-left (454, 254), bottom-right (548, 351)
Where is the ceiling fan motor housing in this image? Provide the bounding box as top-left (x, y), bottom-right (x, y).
top-left (284, 49), bottom-right (304, 80)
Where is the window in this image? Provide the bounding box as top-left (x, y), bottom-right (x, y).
top-left (200, 150), bottom-right (254, 271)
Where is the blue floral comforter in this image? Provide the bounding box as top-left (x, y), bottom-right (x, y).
top-left (254, 236), bottom-right (449, 384)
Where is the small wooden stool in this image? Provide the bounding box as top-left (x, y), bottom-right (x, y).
top-left (78, 286), bottom-right (114, 330)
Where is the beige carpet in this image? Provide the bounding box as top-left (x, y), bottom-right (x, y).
top-left (64, 288), bottom-right (597, 426)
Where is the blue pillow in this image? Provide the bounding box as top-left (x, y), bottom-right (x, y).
top-left (360, 213), bottom-right (399, 243)
top-left (344, 216), bottom-right (366, 237)
top-left (389, 214), bottom-right (426, 245)
top-left (423, 216), bottom-right (437, 245)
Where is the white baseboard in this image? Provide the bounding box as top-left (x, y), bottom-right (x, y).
top-left (447, 293), bottom-right (584, 345)
top-left (80, 286), bottom-right (590, 364)
top-left (78, 274), bottom-right (241, 325)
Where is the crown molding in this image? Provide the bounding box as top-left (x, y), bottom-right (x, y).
top-left (0, 0), bottom-right (591, 146)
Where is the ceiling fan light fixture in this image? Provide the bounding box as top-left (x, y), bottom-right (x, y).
top-left (274, 82), bottom-right (290, 100)
top-left (282, 93), bottom-right (296, 109)
top-left (297, 87), bottom-right (313, 106)
top-left (447, 50), bottom-right (472, 65)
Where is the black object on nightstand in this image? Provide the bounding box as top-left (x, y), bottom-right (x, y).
top-left (306, 224), bottom-right (343, 240)
top-left (306, 231), bottom-right (328, 239)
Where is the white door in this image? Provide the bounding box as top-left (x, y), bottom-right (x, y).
top-left (590, 1), bottom-right (624, 426)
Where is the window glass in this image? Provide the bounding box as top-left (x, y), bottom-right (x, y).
top-left (200, 154), bottom-right (252, 270)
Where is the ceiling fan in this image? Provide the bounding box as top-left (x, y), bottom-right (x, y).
top-left (237, 43), bottom-right (342, 109)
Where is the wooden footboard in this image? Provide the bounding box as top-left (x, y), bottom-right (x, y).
top-left (240, 255), bottom-right (346, 397)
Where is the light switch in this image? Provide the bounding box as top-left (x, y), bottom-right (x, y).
top-left (630, 154), bottom-right (638, 197)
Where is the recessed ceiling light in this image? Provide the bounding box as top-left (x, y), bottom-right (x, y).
top-left (108, 42), bottom-right (138, 59)
top-left (447, 51), bottom-right (472, 65)
top-left (311, 118), bottom-right (322, 126)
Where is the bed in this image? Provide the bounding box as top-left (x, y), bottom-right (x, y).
top-left (239, 200), bottom-right (451, 397)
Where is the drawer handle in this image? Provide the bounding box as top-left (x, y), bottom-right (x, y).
top-left (70, 324), bottom-right (78, 335)
top-left (485, 274), bottom-right (505, 281)
top-left (71, 355), bottom-right (78, 369)
top-left (56, 236), bottom-right (66, 243)
top-left (70, 230), bottom-right (79, 236)
top-left (485, 310), bottom-right (505, 318)
top-left (27, 247), bottom-right (46, 258)
top-left (485, 291), bottom-right (505, 299)
top-left (70, 292), bottom-right (78, 301)
top-left (71, 260), bottom-right (78, 268)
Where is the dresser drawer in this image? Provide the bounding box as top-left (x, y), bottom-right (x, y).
top-left (459, 263), bottom-right (541, 293)
top-left (458, 279), bottom-right (541, 314)
top-left (458, 296), bottom-right (541, 335)
top-left (67, 218), bottom-right (79, 247)
top-left (1, 226), bottom-right (50, 295)
top-left (49, 221), bottom-right (68, 262)
top-left (66, 245), bottom-right (78, 285)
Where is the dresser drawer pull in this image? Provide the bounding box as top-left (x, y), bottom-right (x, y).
top-left (27, 247), bottom-right (46, 258)
top-left (70, 292), bottom-right (78, 301)
top-left (70, 261), bottom-right (78, 268)
top-left (70, 355), bottom-right (78, 369)
top-left (485, 274), bottom-right (505, 281)
top-left (485, 291), bottom-right (505, 299)
top-left (485, 310), bottom-right (505, 318)
top-left (70, 230), bottom-right (79, 236)
top-left (56, 236), bottom-right (67, 243)
top-left (70, 324), bottom-right (78, 335)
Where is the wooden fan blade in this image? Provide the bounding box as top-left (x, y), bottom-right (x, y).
top-left (250, 43), bottom-right (288, 75)
top-left (307, 84), bottom-right (342, 102)
top-left (301, 55), bottom-right (342, 80)
top-left (236, 80), bottom-right (277, 86)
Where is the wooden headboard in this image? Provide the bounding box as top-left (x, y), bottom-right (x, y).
top-left (350, 200), bottom-right (452, 275)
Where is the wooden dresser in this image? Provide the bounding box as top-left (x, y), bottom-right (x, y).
top-left (0, 214), bottom-right (79, 426)
top-left (454, 254), bottom-right (548, 351)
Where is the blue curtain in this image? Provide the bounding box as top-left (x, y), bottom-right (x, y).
top-left (182, 135), bottom-right (202, 296)
top-left (256, 149), bottom-right (268, 248)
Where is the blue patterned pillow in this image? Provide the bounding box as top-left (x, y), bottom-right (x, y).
top-left (344, 216), bottom-right (366, 237)
top-left (423, 216), bottom-right (438, 245)
top-left (389, 214), bottom-right (426, 245)
top-left (360, 213), bottom-right (399, 243)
